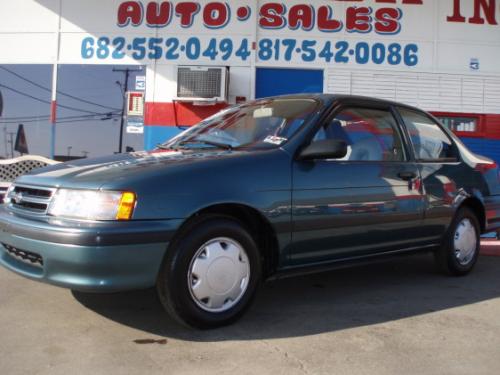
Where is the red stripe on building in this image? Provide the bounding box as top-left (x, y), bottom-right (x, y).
top-left (50, 100), bottom-right (57, 123)
top-left (432, 112), bottom-right (500, 140)
top-left (145, 102), bottom-right (228, 127)
top-left (481, 239), bottom-right (500, 257)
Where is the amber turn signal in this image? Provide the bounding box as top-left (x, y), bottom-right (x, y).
top-left (116, 192), bottom-right (136, 220)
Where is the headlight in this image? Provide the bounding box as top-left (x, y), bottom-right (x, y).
top-left (48, 189), bottom-right (136, 221)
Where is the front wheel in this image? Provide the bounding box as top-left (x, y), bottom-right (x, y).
top-left (157, 216), bottom-right (261, 329)
top-left (435, 207), bottom-right (480, 276)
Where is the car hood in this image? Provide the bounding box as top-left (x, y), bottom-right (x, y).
top-left (15, 149), bottom-right (252, 189)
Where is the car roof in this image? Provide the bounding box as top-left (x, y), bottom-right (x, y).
top-left (262, 93), bottom-right (426, 114)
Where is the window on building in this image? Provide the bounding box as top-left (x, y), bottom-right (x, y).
top-left (437, 116), bottom-right (478, 133)
top-left (0, 65), bottom-right (53, 159)
top-left (399, 108), bottom-right (457, 162)
top-left (55, 65), bottom-right (145, 159)
top-left (0, 64), bottom-right (146, 159)
top-left (313, 107), bottom-right (405, 162)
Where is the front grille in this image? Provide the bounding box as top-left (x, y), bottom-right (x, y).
top-left (2, 243), bottom-right (43, 268)
top-left (5, 184), bottom-right (56, 215)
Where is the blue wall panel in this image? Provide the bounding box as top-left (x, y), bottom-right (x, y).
top-left (461, 138), bottom-right (500, 164)
top-left (144, 126), bottom-right (182, 150)
top-left (256, 68), bottom-right (323, 98)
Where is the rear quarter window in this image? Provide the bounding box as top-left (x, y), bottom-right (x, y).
top-left (398, 107), bottom-right (458, 162)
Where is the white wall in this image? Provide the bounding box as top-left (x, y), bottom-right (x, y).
top-left (326, 69), bottom-right (500, 114)
top-left (1, 1), bottom-right (500, 112)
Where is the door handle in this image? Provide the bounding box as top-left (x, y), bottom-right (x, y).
top-left (398, 171), bottom-right (417, 181)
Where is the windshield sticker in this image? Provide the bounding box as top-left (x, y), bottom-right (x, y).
top-left (264, 136), bottom-right (287, 146)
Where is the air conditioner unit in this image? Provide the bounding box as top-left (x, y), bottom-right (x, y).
top-left (176, 66), bottom-right (229, 104)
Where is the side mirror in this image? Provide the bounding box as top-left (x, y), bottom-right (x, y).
top-left (299, 139), bottom-right (348, 161)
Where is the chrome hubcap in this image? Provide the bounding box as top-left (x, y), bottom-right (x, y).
top-left (454, 218), bottom-right (477, 266)
top-left (188, 237), bottom-right (250, 313)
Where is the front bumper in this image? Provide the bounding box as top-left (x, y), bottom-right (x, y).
top-left (0, 207), bottom-right (183, 291)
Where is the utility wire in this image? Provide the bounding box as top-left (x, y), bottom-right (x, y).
top-left (0, 83), bottom-right (107, 115)
top-left (0, 116), bottom-right (120, 125)
top-left (0, 66), bottom-right (121, 112)
top-left (1, 111), bottom-right (120, 121)
top-left (0, 115), bottom-right (51, 120)
top-left (55, 116), bottom-right (121, 125)
top-left (0, 114), bottom-right (121, 124)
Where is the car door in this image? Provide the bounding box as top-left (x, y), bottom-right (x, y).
top-left (397, 107), bottom-right (465, 243)
top-left (290, 104), bottom-right (426, 265)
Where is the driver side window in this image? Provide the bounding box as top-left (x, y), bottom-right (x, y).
top-left (313, 107), bottom-right (405, 162)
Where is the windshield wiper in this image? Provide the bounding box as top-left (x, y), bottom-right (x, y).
top-left (156, 144), bottom-right (178, 151)
top-left (178, 139), bottom-right (234, 150)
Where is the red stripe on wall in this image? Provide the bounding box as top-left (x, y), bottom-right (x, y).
top-left (432, 112), bottom-right (500, 140)
top-left (50, 100), bottom-right (57, 123)
top-left (483, 115), bottom-right (500, 140)
top-left (145, 102), bottom-right (228, 127)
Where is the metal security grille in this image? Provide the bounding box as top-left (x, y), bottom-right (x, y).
top-left (177, 68), bottom-right (222, 98)
top-left (325, 69), bottom-right (500, 114)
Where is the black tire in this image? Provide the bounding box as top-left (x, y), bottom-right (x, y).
top-left (435, 207), bottom-right (480, 276)
top-left (156, 215), bottom-right (261, 329)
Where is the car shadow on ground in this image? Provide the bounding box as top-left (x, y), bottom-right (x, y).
top-left (71, 254), bottom-right (500, 342)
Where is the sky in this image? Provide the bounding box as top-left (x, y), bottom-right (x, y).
top-left (0, 64), bottom-right (145, 159)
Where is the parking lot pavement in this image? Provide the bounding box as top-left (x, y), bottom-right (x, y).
top-left (1, 254), bottom-right (500, 375)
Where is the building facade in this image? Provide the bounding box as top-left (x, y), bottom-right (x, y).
top-left (1, 0), bottom-right (500, 161)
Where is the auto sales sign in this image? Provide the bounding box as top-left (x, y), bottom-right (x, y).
top-left (1, 0), bottom-right (499, 73)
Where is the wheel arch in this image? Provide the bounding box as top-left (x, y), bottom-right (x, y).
top-left (459, 197), bottom-right (486, 233)
top-left (168, 203), bottom-right (281, 278)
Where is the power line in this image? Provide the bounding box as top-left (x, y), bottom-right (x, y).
top-left (0, 113), bottom-right (120, 124)
top-left (0, 66), bottom-right (121, 112)
top-left (0, 83), bottom-right (106, 115)
top-left (0, 116), bottom-right (120, 125)
top-left (1, 114), bottom-right (51, 120)
top-left (0, 111), bottom-right (120, 122)
top-left (55, 116), bottom-right (121, 125)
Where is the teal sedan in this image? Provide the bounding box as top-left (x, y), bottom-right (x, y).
top-left (1, 95), bottom-right (500, 328)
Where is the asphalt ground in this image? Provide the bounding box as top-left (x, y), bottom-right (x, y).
top-left (1, 250), bottom-right (500, 375)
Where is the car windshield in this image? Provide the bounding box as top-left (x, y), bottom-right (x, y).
top-left (161, 98), bottom-right (319, 150)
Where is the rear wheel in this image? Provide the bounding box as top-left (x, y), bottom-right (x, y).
top-left (435, 207), bottom-right (480, 276)
top-left (156, 216), bottom-right (261, 329)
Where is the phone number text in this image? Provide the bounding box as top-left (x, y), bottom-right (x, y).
top-left (258, 39), bottom-right (419, 66)
top-left (81, 36), bottom-right (252, 62)
top-left (81, 36), bottom-right (419, 67)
